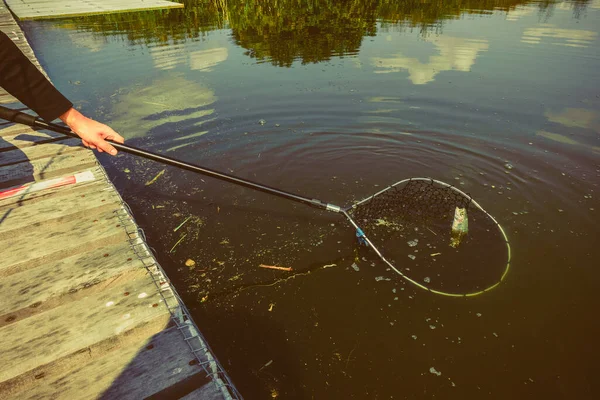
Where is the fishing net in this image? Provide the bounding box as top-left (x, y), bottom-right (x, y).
top-left (346, 178), bottom-right (510, 296)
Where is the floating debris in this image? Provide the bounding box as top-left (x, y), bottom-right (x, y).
top-left (430, 252), bottom-right (442, 257)
top-left (145, 169), bottom-right (165, 186)
top-left (174, 216), bottom-right (192, 232)
top-left (476, 313), bottom-right (482, 317)
top-left (260, 360), bottom-right (273, 371)
top-left (375, 276), bottom-right (391, 282)
top-left (259, 119), bottom-right (266, 125)
top-left (408, 254), bottom-right (416, 260)
top-left (407, 239), bottom-right (419, 247)
top-left (411, 335), bottom-right (418, 340)
top-left (185, 259), bottom-right (196, 268)
top-left (429, 325), bottom-right (436, 330)
top-left (351, 263), bottom-right (360, 271)
top-left (504, 163), bottom-right (514, 170)
top-left (268, 303), bottom-right (275, 312)
top-left (424, 277), bottom-right (431, 283)
top-left (169, 233), bottom-right (187, 253)
top-left (259, 264), bottom-right (292, 272)
top-left (429, 367), bottom-right (442, 376)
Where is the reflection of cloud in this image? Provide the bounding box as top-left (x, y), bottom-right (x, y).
top-left (505, 6), bottom-right (535, 21)
top-left (148, 44), bottom-right (188, 70)
top-left (190, 48), bottom-right (228, 71)
top-left (60, 29), bottom-right (106, 52)
top-left (109, 75), bottom-right (216, 140)
top-left (592, 0), bottom-right (600, 9)
top-left (148, 45), bottom-right (229, 71)
top-left (537, 130), bottom-right (600, 153)
top-left (521, 24), bottom-right (597, 47)
top-left (545, 108), bottom-right (598, 129)
top-left (371, 37), bottom-right (489, 84)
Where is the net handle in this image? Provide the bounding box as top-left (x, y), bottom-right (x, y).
top-left (0, 105), bottom-right (343, 212)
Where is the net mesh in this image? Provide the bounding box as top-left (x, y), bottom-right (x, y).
top-left (348, 179), bottom-right (509, 295)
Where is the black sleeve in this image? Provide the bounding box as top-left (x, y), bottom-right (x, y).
top-left (0, 30), bottom-right (73, 121)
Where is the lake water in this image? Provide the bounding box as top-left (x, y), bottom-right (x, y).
top-left (21, 0), bottom-right (599, 398)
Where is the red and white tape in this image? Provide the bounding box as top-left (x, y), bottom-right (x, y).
top-left (0, 171), bottom-right (95, 200)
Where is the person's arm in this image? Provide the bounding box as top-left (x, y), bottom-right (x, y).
top-left (0, 31), bottom-right (123, 155)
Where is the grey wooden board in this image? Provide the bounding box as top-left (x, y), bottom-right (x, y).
top-left (0, 205), bottom-right (133, 277)
top-left (0, 314), bottom-right (173, 399)
top-left (0, 178), bottom-right (119, 237)
top-left (5, 0), bottom-right (184, 20)
top-left (0, 129), bottom-right (65, 150)
top-left (0, 314), bottom-right (170, 399)
top-left (0, 120), bottom-right (41, 137)
top-left (0, 276), bottom-right (171, 383)
top-left (0, 137), bottom-right (82, 166)
top-left (0, 242), bottom-right (152, 319)
top-left (12, 326), bottom-right (210, 400)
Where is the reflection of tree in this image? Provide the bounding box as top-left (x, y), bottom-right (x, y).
top-left (55, 0), bottom-right (591, 66)
top-left (229, 0), bottom-right (379, 67)
top-left (54, 0), bottom-right (226, 46)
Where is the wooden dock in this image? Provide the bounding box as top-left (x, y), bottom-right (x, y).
top-left (5, 0), bottom-right (184, 20)
top-left (0, 4), bottom-right (240, 399)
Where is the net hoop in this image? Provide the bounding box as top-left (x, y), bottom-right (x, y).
top-left (344, 178), bottom-right (511, 297)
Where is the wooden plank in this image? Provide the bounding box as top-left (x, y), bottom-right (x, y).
top-left (0, 315), bottom-right (173, 399)
top-left (0, 137), bottom-right (83, 166)
top-left (0, 206), bottom-right (136, 277)
top-left (8, 326), bottom-right (208, 400)
top-left (0, 178), bottom-right (120, 237)
top-left (0, 129), bottom-right (65, 150)
top-left (0, 277), bottom-right (171, 383)
top-left (0, 242), bottom-right (154, 324)
top-left (26, 326), bottom-right (209, 400)
top-left (0, 121), bottom-right (38, 138)
top-left (5, 0), bottom-right (184, 20)
top-left (0, 148), bottom-right (98, 188)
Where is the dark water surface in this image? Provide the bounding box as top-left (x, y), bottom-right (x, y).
top-left (21, 0), bottom-right (599, 398)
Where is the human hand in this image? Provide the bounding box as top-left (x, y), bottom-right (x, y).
top-left (59, 107), bottom-right (124, 156)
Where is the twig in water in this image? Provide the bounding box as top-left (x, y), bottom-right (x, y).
top-left (169, 233), bottom-right (187, 253)
top-left (259, 264), bottom-right (293, 272)
top-left (145, 169), bottom-right (165, 186)
top-left (174, 216), bottom-right (192, 232)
